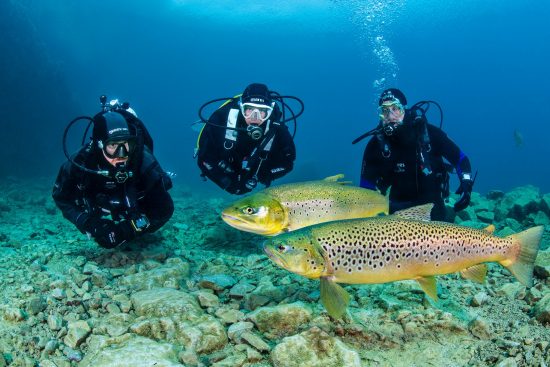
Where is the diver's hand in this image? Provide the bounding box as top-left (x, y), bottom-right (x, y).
top-left (218, 160), bottom-right (234, 174)
top-left (92, 220), bottom-right (135, 248)
top-left (454, 177), bottom-right (474, 211)
top-left (244, 177), bottom-right (258, 190)
top-left (226, 175), bottom-right (253, 195)
top-left (89, 219), bottom-right (118, 248)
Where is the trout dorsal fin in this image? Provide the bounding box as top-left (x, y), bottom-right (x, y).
top-left (416, 276), bottom-right (438, 301)
top-left (460, 264), bottom-right (488, 283)
top-left (393, 204), bottom-right (433, 221)
top-left (483, 224), bottom-right (496, 234)
top-left (320, 277), bottom-right (350, 319)
top-left (323, 174), bottom-right (344, 182)
top-left (322, 174), bottom-right (352, 185)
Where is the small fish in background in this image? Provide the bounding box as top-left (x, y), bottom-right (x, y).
top-left (263, 204), bottom-right (543, 319)
top-left (514, 129), bottom-right (524, 147)
top-left (221, 174), bottom-right (389, 236)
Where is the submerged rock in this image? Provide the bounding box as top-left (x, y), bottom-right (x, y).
top-left (270, 327), bottom-right (361, 367)
top-left (130, 288), bottom-right (227, 354)
top-left (198, 274), bottom-right (237, 292)
top-left (119, 262), bottom-right (189, 291)
top-left (64, 320), bottom-right (91, 349)
top-left (247, 302), bottom-right (313, 339)
top-left (494, 185), bottom-right (541, 222)
top-left (533, 294), bottom-right (550, 324)
top-left (79, 335), bottom-right (183, 367)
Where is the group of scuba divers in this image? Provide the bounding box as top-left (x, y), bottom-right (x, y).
top-left (53, 83), bottom-right (474, 249)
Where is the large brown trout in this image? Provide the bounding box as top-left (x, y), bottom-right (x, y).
top-left (263, 204), bottom-right (543, 318)
top-left (221, 174), bottom-right (388, 236)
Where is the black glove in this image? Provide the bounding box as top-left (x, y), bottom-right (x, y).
top-left (218, 160), bottom-right (234, 174)
top-left (225, 174), bottom-right (253, 195)
top-left (244, 177), bottom-right (258, 190)
top-left (454, 176), bottom-right (474, 211)
top-left (78, 215), bottom-right (109, 235)
top-left (93, 220), bottom-right (136, 249)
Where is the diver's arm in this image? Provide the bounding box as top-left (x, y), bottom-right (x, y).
top-left (360, 139), bottom-right (382, 190)
top-left (430, 126), bottom-right (472, 176)
top-left (430, 125), bottom-right (474, 211)
top-left (52, 161), bottom-right (91, 231)
top-left (258, 129), bottom-right (296, 185)
top-left (139, 179), bottom-right (174, 233)
top-left (197, 110), bottom-right (244, 193)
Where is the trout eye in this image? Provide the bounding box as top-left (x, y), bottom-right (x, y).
top-left (276, 244), bottom-right (289, 253)
top-left (243, 207), bottom-right (256, 215)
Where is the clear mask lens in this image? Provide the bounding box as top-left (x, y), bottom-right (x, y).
top-left (241, 102), bottom-right (273, 122)
top-left (378, 102), bottom-right (404, 119)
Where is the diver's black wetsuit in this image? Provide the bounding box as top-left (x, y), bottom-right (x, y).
top-left (197, 100), bottom-right (296, 195)
top-left (52, 145), bottom-right (174, 246)
top-left (360, 113), bottom-right (471, 221)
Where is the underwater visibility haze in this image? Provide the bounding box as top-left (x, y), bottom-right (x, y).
top-left (1, 0), bottom-right (549, 194)
top-left (1, 1), bottom-right (550, 366)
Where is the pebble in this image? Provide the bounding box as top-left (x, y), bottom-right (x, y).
top-left (51, 288), bottom-right (66, 300)
top-left (471, 292), bottom-right (490, 306)
top-left (240, 331), bottom-right (271, 352)
top-left (403, 321), bottom-right (418, 333)
top-left (3, 307), bottom-right (26, 322)
top-left (215, 308), bottom-right (245, 324)
top-left (228, 321), bottom-right (254, 341)
top-left (47, 314), bottom-right (63, 331)
top-left (43, 339), bottom-right (58, 354)
top-left (106, 303), bottom-right (121, 314)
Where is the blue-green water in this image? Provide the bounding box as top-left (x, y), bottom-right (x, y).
top-left (1, 0), bottom-right (549, 194)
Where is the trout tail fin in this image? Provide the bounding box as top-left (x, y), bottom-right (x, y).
top-left (500, 226), bottom-right (543, 287)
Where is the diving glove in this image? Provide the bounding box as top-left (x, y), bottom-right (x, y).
top-left (92, 219), bottom-right (136, 249)
top-left (454, 174), bottom-right (474, 212)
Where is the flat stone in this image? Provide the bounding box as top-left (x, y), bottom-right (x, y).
top-left (64, 320), bottom-right (91, 349)
top-left (229, 282), bottom-right (255, 299)
top-left (194, 290), bottom-right (220, 308)
top-left (241, 331), bottom-right (270, 352)
top-left (198, 274), bottom-right (237, 292)
top-left (79, 335), bottom-right (183, 367)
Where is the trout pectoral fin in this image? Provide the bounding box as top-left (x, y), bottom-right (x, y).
top-left (416, 276), bottom-right (438, 301)
top-left (460, 264), bottom-right (488, 283)
top-left (320, 277), bottom-right (350, 319)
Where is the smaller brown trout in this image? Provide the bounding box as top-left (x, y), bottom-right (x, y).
top-left (221, 174), bottom-right (388, 236)
top-left (263, 204), bottom-right (543, 319)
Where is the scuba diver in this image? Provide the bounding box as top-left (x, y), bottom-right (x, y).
top-left (196, 83), bottom-right (303, 195)
top-left (52, 96), bottom-right (174, 249)
top-left (354, 88), bottom-right (474, 221)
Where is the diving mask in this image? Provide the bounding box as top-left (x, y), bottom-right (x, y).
top-left (377, 99), bottom-right (405, 136)
top-left (240, 102), bottom-right (274, 123)
top-left (102, 139), bottom-right (136, 159)
top-left (378, 100), bottom-right (405, 121)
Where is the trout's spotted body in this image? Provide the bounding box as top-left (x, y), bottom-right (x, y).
top-left (269, 182), bottom-right (387, 231)
top-left (313, 218), bottom-right (514, 283)
top-left (222, 175), bottom-right (388, 236)
top-left (264, 204), bottom-right (542, 319)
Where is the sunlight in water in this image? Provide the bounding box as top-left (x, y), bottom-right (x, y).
top-left (334, 0), bottom-right (406, 98)
top-left (170, 0), bottom-right (334, 18)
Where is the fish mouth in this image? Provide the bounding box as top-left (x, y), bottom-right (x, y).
top-left (221, 213), bottom-right (276, 235)
top-left (221, 213), bottom-right (254, 230)
top-left (263, 242), bottom-right (286, 268)
top-left (221, 213), bottom-right (245, 224)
